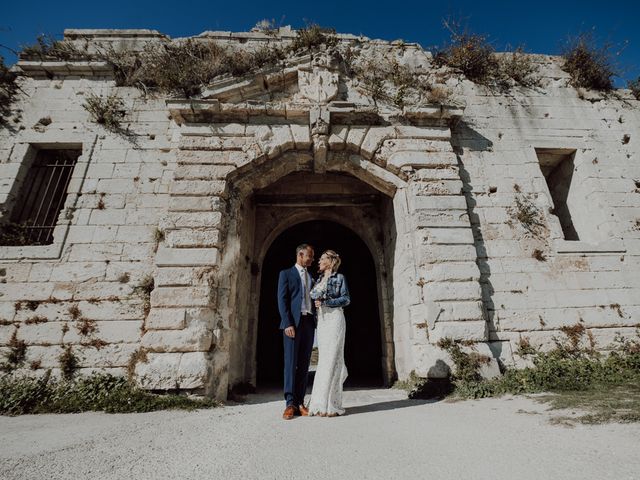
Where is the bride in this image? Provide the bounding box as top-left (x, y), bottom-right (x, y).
top-left (306, 250), bottom-right (350, 417)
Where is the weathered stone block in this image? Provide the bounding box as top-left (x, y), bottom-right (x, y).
top-left (415, 227), bottom-right (475, 245)
top-left (290, 124), bottom-right (311, 149)
top-left (419, 262), bottom-right (481, 283)
top-left (423, 281), bottom-right (483, 302)
top-left (155, 246), bottom-right (219, 267)
top-left (388, 151), bottom-right (457, 173)
top-left (141, 322), bottom-right (212, 353)
top-left (359, 127), bottom-right (396, 160)
top-left (430, 320), bottom-right (487, 343)
top-left (64, 320), bottom-right (142, 344)
top-left (135, 352), bottom-right (181, 389)
top-left (177, 351), bottom-right (211, 389)
top-left (165, 228), bottom-right (220, 248)
top-left (146, 308), bottom-right (186, 330)
top-left (151, 286), bottom-right (213, 308)
top-left (169, 180), bottom-right (226, 196)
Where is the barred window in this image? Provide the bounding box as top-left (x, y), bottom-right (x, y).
top-left (1, 148), bottom-right (81, 246)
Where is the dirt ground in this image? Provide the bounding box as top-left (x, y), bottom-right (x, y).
top-left (1, 388), bottom-right (639, 480)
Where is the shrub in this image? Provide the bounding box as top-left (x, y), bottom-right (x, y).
top-left (507, 194), bottom-right (546, 238)
top-left (67, 304), bottom-right (81, 320)
top-left (0, 372), bottom-right (219, 415)
top-left (127, 348), bottom-right (148, 380)
top-left (83, 93), bottom-right (126, 131)
top-left (532, 248), bottom-right (547, 261)
top-left (0, 56), bottom-right (18, 127)
top-left (289, 24), bottom-right (338, 53)
top-left (0, 222), bottom-right (36, 246)
top-left (134, 275), bottom-right (155, 318)
top-left (76, 318), bottom-right (97, 336)
top-left (426, 85), bottom-right (453, 105)
top-left (19, 34), bottom-right (86, 61)
top-left (24, 315), bottom-right (48, 325)
top-left (433, 30), bottom-right (498, 84)
top-left (433, 20), bottom-right (540, 89)
top-left (629, 77), bottom-right (640, 99)
top-left (1, 330), bottom-right (27, 373)
top-left (562, 33), bottom-right (616, 91)
top-left (497, 48), bottom-right (541, 88)
top-left (58, 345), bottom-right (79, 380)
top-left (99, 38), bottom-right (287, 98)
top-left (393, 371), bottom-right (454, 399)
top-left (436, 338), bottom-right (491, 383)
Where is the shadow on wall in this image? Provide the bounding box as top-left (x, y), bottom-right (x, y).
top-left (451, 121), bottom-right (499, 361)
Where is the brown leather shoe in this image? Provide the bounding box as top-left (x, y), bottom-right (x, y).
top-left (298, 404), bottom-right (310, 416)
top-left (282, 405), bottom-right (298, 420)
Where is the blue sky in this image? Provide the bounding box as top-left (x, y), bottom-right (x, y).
top-left (2, 0), bottom-right (639, 86)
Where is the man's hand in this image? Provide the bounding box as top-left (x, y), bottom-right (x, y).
top-left (314, 300), bottom-right (322, 308)
top-left (284, 326), bottom-right (295, 338)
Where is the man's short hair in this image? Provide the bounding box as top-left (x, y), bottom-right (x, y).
top-left (296, 243), bottom-right (313, 255)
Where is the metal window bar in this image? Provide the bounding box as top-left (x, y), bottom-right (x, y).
top-left (11, 149), bottom-right (80, 245)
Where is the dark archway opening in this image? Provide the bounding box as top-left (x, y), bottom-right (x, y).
top-left (256, 220), bottom-right (384, 389)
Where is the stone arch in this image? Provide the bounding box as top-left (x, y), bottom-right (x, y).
top-left (218, 143), bottom-right (413, 392)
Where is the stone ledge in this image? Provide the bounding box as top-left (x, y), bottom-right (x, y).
top-left (17, 61), bottom-right (113, 77)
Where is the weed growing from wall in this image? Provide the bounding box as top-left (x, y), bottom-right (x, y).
top-left (507, 194), bottom-right (547, 238)
top-left (58, 345), bottom-right (79, 380)
top-left (562, 33), bottom-right (616, 91)
top-left (432, 19), bottom-right (541, 90)
top-left (83, 93), bottom-right (126, 131)
top-left (0, 330), bottom-right (27, 373)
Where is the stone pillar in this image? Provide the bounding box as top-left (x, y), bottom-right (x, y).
top-left (382, 125), bottom-right (488, 378)
top-left (135, 141), bottom-right (228, 398)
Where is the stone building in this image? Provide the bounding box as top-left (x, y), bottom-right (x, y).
top-left (0, 27), bottom-right (638, 400)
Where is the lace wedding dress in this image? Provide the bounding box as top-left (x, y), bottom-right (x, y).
top-left (307, 275), bottom-right (349, 416)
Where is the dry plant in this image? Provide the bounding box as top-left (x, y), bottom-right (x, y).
top-left (562, 33), bottom-right (617, 91)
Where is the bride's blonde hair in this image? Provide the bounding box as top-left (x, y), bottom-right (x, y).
top-left (323, 250), bottom-right (341, 273)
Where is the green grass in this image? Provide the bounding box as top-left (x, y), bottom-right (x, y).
top-left (396, 327), bottom-right (640, 424)
top-left (537, 381), bottom-right (640, 425)
top-left (0, 372), bottom-right (220, 416)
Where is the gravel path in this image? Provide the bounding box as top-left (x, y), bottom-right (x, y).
top-left (1, 388), bottom-right (639, 480)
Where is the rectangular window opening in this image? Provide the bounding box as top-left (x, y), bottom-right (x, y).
top-left (3, 148), bottom-right (81, 246)
top-left (535, 148), bottom-right (579, 241)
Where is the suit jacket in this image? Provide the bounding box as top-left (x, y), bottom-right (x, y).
top-left (277, 266), bottom-right (316, 330)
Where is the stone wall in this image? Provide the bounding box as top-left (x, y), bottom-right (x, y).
top-left (0, 28), bottom-right (638, 399)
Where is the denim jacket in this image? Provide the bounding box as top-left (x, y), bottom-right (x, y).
top-left (310, 272), bottom-right (350, 308)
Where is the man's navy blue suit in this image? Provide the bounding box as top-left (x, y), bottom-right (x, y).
top-left (278, 266), bottom-right (316, 407)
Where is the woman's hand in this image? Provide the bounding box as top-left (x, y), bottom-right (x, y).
top-left (314, 300), bottom-right (322, 308)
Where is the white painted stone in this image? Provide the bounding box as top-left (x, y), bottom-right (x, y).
top-left (135, 352), bottom-right (181, 389)
top-left (423, 281), bottom-right (483, 302)
top-left (146, 308), bottom-right (186, 330)
top-left (415, 227), bottom-right (475, 245)
top-left (141, 322), bottom-right (213, 353)
top-left (155, 246), bottom-right (219, 267)
top-left (430, 320), bottom-right (488, 343)
top-left (177, 351), bottom-right (210, 389)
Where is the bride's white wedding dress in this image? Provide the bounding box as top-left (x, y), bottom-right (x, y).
top-left (307, 276), bottom-right (348, 416)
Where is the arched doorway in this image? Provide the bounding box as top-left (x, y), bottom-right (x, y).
top-left (224, 167), bottom-right (405, 394)
top-left (256, 220), bottom-right (384, 388)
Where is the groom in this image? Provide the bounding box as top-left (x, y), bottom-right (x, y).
top-left (277, 243), bottom-right (316, 420)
